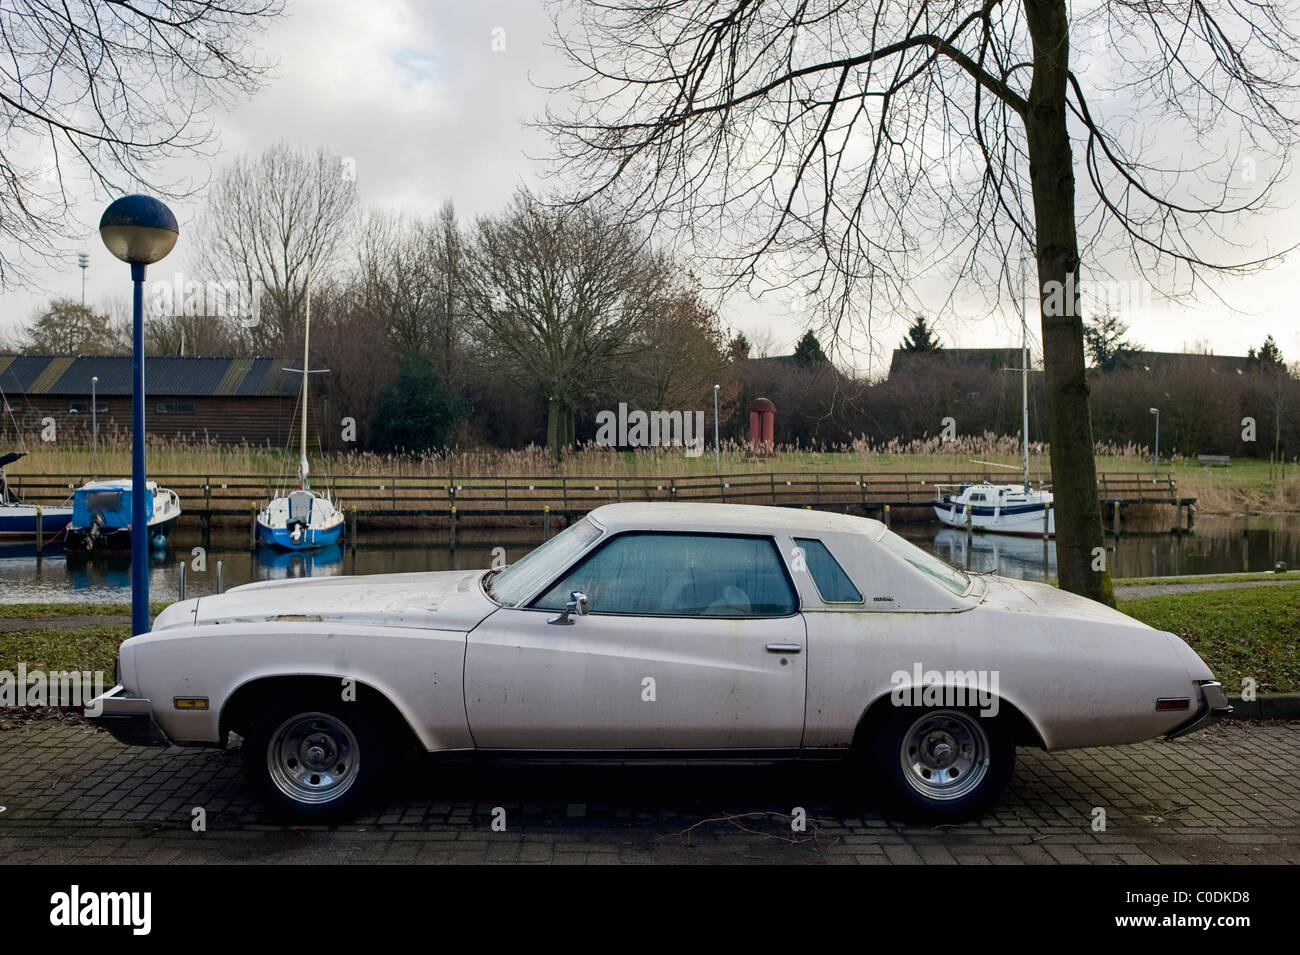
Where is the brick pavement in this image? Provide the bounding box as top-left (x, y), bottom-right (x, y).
top-left (0, 718), bottom-right (1296, 864)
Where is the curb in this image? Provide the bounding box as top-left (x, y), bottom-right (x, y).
top-left (1224, 693), bottom-right (1300, 720)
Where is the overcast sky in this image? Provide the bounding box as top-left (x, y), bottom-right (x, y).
top-left (1, 0), bottom-right (1297, 375)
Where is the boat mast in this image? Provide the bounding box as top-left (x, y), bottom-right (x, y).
top-left (299, 270), bottom-right (311, 490)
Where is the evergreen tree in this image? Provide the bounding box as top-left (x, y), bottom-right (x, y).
top-left (793, 330), bottom-right (828, 367)
top-left (1083, 313), bottom-right (1140, 372)
top-left (1247, 335), bottom-right (1285, 371)
top-left (899, 315), bottom-right (942, 352)
top-left (369, 358), bottom-right (466, 453)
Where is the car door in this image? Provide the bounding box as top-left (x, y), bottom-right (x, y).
top-left (464, 531), bottom-right (807, 752)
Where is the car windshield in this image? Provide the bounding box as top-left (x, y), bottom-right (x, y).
top-left (877, 530), bottom-right (972, 597)
top-left (486, 517), bottom-right (604, 607)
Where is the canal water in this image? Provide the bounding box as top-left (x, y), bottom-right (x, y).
top-left (1, 516), bottom-right (1298, 604)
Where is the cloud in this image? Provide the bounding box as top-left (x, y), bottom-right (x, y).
top-left (0, 0), bottom-right (1295, 374)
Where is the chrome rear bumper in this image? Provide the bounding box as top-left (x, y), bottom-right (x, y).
top-left (1165, 681), bottom-right (1233, 740)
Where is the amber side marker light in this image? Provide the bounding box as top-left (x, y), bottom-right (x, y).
top-left (1156, 698), bottom-right (1191, 711)
top-left (173, 698), bottom-right (209, 710)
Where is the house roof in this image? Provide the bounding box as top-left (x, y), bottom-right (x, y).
top-left (889, 348), bottom-right (1025, 377)
top-left (0, 355), bottom-right (302, 397)
top-left (1119, 350), bottom-right (1250, 375)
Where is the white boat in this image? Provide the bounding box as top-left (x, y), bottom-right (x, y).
top-left (934, 482), bottom-right (1054, 536)
top-left (255, 270), bottom-right (345, 551)
top-left (934, 294), bottom-right (1054, 537)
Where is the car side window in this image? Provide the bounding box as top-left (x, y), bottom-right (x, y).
top-left (531, 532), bottom-right (798, 617)
top-left (793, 538), bottom-right (863, 603)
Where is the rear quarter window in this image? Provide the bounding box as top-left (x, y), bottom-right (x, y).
top-left (794, 538), bottom-right (863, 603)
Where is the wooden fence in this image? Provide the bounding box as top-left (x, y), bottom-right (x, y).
top-left (4, 470), bottom-right (1183, 517)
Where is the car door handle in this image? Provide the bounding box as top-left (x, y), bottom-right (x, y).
top-left (765, 643), bottom-right (803, 654)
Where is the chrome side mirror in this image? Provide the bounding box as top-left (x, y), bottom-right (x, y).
top-left (547, 590), bottom-right (589, 626)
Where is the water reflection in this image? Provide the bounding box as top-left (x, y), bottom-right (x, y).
top-left (2, 514), bottom-right (1298, 603)
top-left (905, 514), bottom-right (1300, 582)
top-left (259, 543), bottom-right (345, 580)
top-left (928, 529), bottom-right (1057, 582)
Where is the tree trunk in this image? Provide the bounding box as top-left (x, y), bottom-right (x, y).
top-left (1022, 0), bottom-right (1115, 606)
top-left (546, 398), bottom-right (576, 462)
top-left (547, 396), bottom-right (561, 462)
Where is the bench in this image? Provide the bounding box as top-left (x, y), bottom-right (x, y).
top-left (1197, 454), bottom-right (1231, 467)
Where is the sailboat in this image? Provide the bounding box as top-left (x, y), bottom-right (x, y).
top-left (0, 451), bottom-right (75, 542)
top-left (934, 301), bottom-right (1055, 537)
top-left (255, 274), bottom-right (345, 550)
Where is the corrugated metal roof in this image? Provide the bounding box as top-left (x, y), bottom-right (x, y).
top-left (0, 355), bottom-right (300, 397)
top-left (30, 356), bottom-right (76, 392)
top-left (215, 358), bottom-right (254, 396)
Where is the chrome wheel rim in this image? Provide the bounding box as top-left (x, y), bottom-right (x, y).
top-left (267, 712), bottom-right (359, 805)
top-left (899, 710), bottom-right (989, 801)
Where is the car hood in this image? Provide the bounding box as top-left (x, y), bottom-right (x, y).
top-left (152, 569), bottom-right (487, 632)
top-left (980, 575), bottom-right (1149, 628)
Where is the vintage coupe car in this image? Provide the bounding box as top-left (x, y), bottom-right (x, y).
top-left (89, 503), bottom-right (1229, 821)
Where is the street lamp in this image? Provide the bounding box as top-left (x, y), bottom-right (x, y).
top-left (713, 384), bottom-right (720, 471)
top-left (1149, 407), bottom-right (1160, 479)
top-left (91, 376), bottom-right (99, 476)
top-left (99, 195), bottom-right (178, 638)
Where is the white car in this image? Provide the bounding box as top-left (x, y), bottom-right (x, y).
top-left (89, 503), bottom-right (1229, 821)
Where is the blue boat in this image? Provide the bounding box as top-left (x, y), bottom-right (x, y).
top-left (254, 271), bottom-right (345, 551)
top-left (0, 451), bottom-right (74, 541)
top-left (257, 488), bottom-right (344, 549)
top-left (65, 478), bottom-right (182, 552)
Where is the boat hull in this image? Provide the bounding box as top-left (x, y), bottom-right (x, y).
top-left (0, 505), bottom-right (74, 541)
top-left (64, 514), bottom-right (178, 552)
top-left (934, 499), bottom-right (1055, 537)
top-left (256, 518), bottom-right (344, 551)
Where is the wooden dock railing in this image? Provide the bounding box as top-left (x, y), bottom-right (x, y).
top-left (4, 471), bottom-right (1182, 517)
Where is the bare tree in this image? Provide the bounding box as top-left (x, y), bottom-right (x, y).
top-left (194, 143), bottom-right (359, 353)
top-left (461, 190), bottom-right (669, 460)
top-left (143, 310), bottom-right (238, 356)
top-left (625, 274), bottom-right (740, 413)
top-left (545, 0), bottom-right (1300, 603)
top-left (12, 298), bottom-right (119, 353)
top-left (0, 0), bottom-right (283, 286)
top-left (356, 201), bottom-right (463, 377)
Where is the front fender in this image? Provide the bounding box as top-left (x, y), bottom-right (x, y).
top-left (124, 622), bottom-right (471, 752)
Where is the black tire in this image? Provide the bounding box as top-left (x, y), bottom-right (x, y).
top-left (241, 694), bottom-right (389, 822)
top-left (859, 705), bottom-right (1014, 823)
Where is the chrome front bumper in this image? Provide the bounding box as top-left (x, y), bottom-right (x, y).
top-left (85, 685), bottom-right (170, 747)
top-left (1165, 681), bottom-right (1233, 741)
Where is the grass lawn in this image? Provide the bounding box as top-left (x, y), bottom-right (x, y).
top-left (0, 602), bottom-right (152, 620)
top-left (1113, 571), bottom-right (1300, 587)
top-left (0, 626), bottom-right (126, 675)
top-left (1119, 584), bottom-right (1300, 695)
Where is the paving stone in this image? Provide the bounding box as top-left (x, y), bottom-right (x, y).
top-left (1, 719), bottom-right (1296, 864)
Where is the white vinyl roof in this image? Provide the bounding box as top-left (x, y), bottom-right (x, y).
top-left (587, 502), bottom-right (887, 539)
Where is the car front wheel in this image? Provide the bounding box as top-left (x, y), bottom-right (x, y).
top-left (863, 706), bottom-right (1014, 822)
top-left (242, 696), bottom-right (388, 821)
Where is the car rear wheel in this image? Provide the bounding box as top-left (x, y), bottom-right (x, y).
top-left (242, 696), bottom-right (388, 821)
top-left (862, 706), bottom-right (1014, 822)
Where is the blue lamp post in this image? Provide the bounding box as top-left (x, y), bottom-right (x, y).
top-left (99, 195), bottom-right (178, 637)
